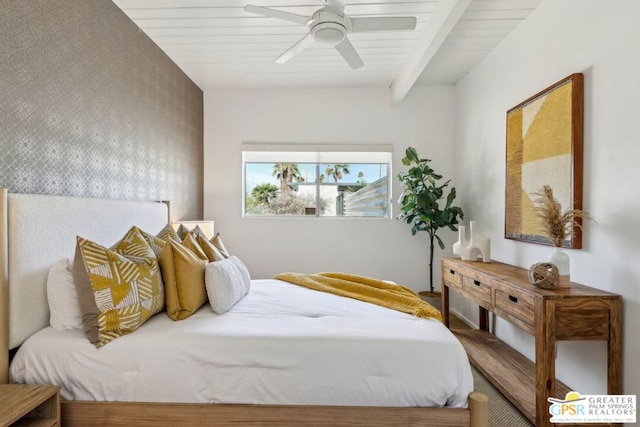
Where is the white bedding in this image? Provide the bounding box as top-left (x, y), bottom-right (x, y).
top-left (10, 279), bottom-right (473, 407)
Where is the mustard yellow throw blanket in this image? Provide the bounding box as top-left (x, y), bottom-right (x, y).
top-left (273, 272), bottom-right (442, 322)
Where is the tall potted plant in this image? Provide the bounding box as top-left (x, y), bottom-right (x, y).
top-left (396, 147), bottom-right (464, 300)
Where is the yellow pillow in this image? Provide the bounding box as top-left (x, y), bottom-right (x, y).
top-left (211, 233), bottom-right (230, 258)
top-left (191, 224), bottom-right (209, 239)
top-left (176, 223), bottom-right (191, 240)
top-left (182, 232), bottom-right (209, 262)
top-left (196, 233), bottom-right (225, 262)
top-left (159, 239), bottom-right (207, 320)
top-left (157, 224), bottom-right (182, 243)
top-left (73, 228), bottom-right (164, 347)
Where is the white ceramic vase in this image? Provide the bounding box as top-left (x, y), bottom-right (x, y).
top-left (452, 221), bottom-right (491, 262)
top-left (548, 247), bottom-right (570, 288)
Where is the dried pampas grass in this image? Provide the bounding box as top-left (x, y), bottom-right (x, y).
top-left (532, 185), bottom-right (595, 247)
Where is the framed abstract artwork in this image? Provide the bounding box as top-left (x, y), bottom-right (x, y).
top-left (505, 73), bottom-right (584, 248)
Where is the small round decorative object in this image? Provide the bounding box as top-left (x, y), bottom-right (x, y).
top-left (528, 262), bottom-right (559, 289)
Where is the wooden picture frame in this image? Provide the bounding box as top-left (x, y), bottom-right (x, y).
top-left (505, 73), bottom-right (584, 248)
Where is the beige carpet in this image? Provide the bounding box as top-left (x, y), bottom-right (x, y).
top-left (472, 365), bottom-right (533, 427)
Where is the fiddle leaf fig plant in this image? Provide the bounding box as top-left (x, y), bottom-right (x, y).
top-left (396, 147), bottom-right (464, 294)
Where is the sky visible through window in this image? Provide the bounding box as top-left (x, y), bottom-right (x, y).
top-left (245, 163), bottom-right (388, 192)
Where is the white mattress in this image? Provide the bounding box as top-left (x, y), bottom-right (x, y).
top-left (10, 279), bottom-right (473, 407)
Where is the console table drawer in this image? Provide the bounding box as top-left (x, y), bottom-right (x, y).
top-left (462, 276), bottom-right (492, 305)
top-left (495, 288), bottom-right (535, 325)
top-left (443, 267), bottom-right (462, 289)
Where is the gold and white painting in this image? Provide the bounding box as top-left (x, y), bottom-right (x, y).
top-left (505, 74), bottom-right (584, 248)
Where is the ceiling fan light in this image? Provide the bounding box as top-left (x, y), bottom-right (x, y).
top-left (312, 22), bottom-right (346, 46)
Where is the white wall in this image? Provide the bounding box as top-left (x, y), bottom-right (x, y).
top-left (455, 0), bottom-right (640, 397)
top-left (203, 86), bottom-right (457, 292)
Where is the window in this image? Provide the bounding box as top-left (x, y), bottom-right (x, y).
top-left (242, 144), bottom-right (392, 218)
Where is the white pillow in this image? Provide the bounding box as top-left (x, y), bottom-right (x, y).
top-left (205, 256), bottom-right (251, 314)
top-left (46, 258), bottom-right (83, 331)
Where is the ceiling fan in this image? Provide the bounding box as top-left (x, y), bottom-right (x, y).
top-left (244, 0), bottom-right (417, 70)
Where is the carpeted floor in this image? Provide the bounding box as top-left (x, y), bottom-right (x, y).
top-left (471, 365), bottom-right (533, 427)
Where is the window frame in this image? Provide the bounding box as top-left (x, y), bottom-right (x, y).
top-left (241, 143), bottom-right (393, 219)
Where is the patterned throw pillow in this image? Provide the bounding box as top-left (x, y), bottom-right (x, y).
top-left (135, 226), bottom-right (167, 258)
top-left (73, 228), bottom-right (165, 347)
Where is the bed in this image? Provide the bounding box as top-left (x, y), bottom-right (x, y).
top-left (0, 187), bottom-right (488, 426)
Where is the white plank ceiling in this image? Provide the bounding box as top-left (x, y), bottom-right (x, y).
top-left (113, 0), bottom-right (541, 101)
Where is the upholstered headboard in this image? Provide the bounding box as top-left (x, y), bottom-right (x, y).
top-left (0, 188), bottom-right (168, 381)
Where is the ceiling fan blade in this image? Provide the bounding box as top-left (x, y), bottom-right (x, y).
top-left (318, 0), bottom-right (346, 13)
top-left (275, 33), bottom-right (315, 64)
top-left (351, 16), bottom-right (417, 32)
top-left (335, 37), bottom-right (364, 70)
top-left (244, 5), bottom-right (310, 25)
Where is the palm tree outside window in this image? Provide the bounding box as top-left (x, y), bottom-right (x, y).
top-left (242, 144), bottom-right (392, 218)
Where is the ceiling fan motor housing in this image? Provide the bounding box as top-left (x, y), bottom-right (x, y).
top-left (310, 9), bottom-right (352, 46)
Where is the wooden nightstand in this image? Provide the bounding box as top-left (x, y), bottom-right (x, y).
top-left (0, 384), bottom-right (60, 427)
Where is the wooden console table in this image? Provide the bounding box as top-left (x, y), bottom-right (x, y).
top-left (441, 258), bottom-right (622, 427)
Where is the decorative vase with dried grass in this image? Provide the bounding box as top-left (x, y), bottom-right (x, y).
top-left (532, 185), bottom-right (595, 288)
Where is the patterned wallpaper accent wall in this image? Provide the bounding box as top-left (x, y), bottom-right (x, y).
top-left (0, 0), bottom-right (203, 220)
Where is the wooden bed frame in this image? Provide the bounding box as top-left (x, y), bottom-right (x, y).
top-left (0, 187), bottom-right (488, 427)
